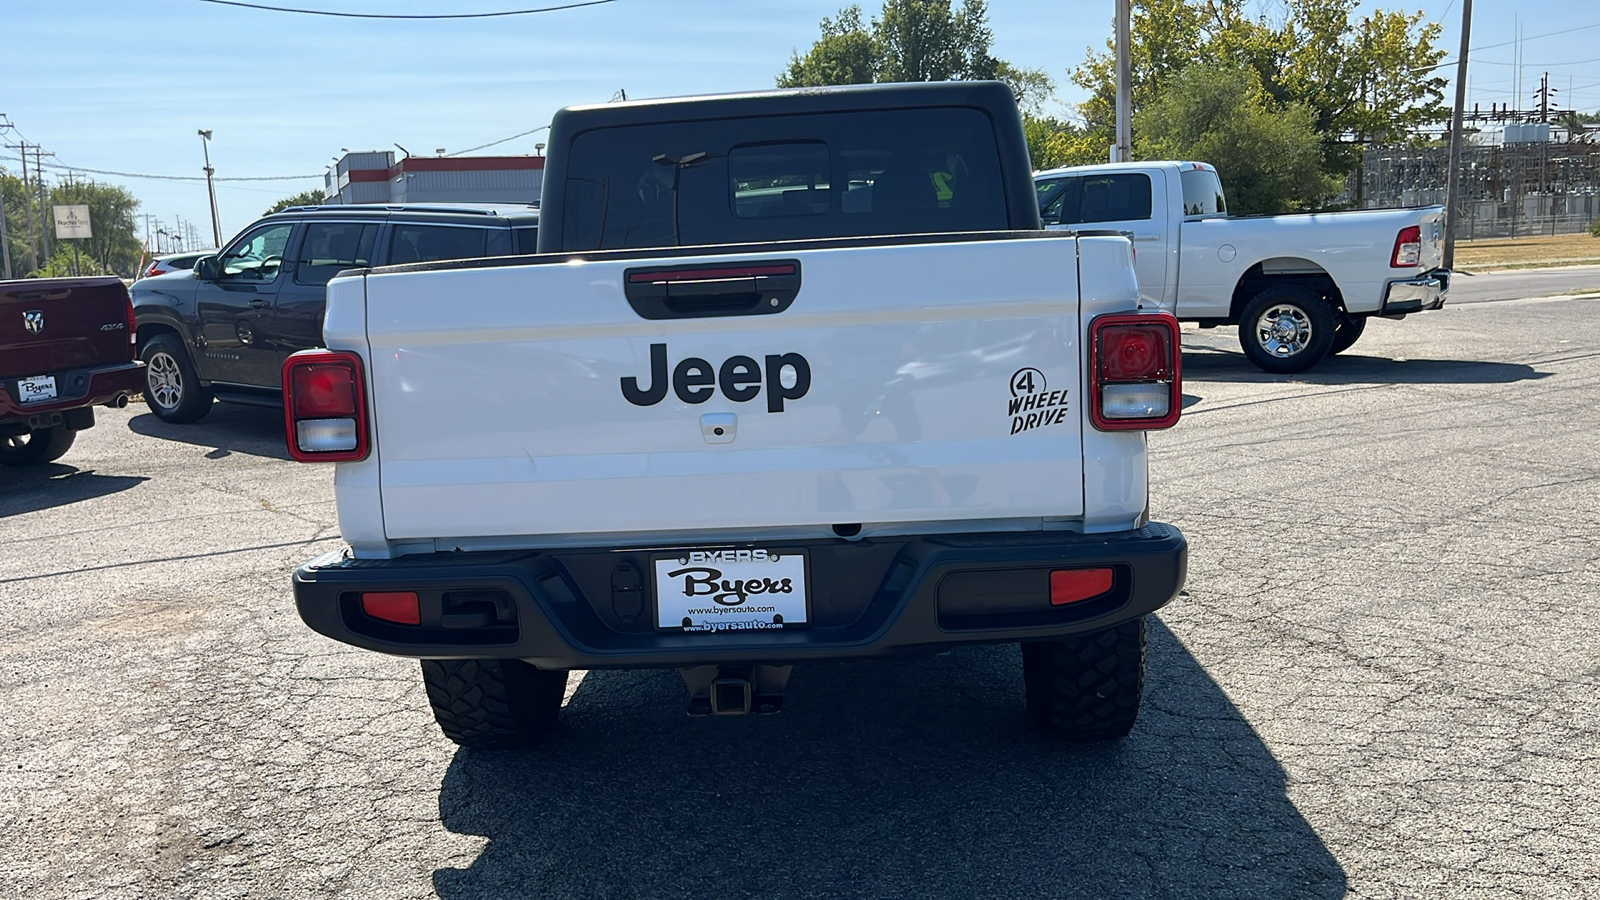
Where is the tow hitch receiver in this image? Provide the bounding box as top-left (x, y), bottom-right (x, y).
top-left (680, 664), bottom-right (793, 716)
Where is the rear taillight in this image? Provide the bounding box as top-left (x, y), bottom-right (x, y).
top-left (125, 296), bottom-right (136, 345)
top-left (283, 350), bottom-right (368, 462)
top-left (1390, 225), bottom-right (1421, 268)
top-left (144, 264), bottom-right (160, 278)
top-left (1089, 312), bottom-right (1181, 431)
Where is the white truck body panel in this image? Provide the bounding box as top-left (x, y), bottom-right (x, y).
top-left (1039, 162), bottom-right (1446, 318)
top-left (324, 235), bottom-right (1146, 557)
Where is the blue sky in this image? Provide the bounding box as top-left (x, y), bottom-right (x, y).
top-left (3, 0), bottom-right (1598, 247)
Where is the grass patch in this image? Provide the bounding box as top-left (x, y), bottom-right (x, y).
top-left (1453, 233), bottom-right (1600, 271)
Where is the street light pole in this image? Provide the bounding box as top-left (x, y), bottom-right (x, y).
top-left (1113, 0), bottom-right (1133, 162)
top-left (198, 130), bottom-right (222, 248)
top-left (1443, 0), bottom-right (1473, 269)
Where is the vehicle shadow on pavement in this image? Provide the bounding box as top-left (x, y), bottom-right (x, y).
top-left (0, 464), bottom-right (147, 518)
top-left (126, 404), bottom-right (290, 460)
top-left (1182, 346), bottom-right (1550, 386)
top-left (431, 618), bottom-right (1346, 899)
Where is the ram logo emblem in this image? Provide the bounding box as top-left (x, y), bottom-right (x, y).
top-left (23, 310), bottom-right (44, 334)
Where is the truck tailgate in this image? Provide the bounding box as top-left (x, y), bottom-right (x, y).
top-left (357, 237), bottom-right (1086, 542)
top-left (1, 277), bottom-right (133, 378)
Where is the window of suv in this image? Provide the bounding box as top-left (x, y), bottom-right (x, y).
top-left (561, 106), bottom-right (1008, 250)
top-left (389, 225), bottom-right (508, 265)
top-left (295, 222), bottom-right (378, 286)
top-left (219, 222), bottom-right (294, 282)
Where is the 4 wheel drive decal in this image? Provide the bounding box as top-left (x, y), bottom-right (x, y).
top-left (1008, 367), bottom-right (1070, 434)
top-left (622, 343), bottom-right (811, 412)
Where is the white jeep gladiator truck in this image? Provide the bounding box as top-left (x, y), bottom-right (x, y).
top-left (1035, 161), bottom-right (1449, 373)
top-left (287, 83), bottom-right (1188, 748)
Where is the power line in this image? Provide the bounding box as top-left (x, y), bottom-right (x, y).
top-left (1469, 21), bottom-right (1600, 53)
top-left (446, 125), bottom-right (549, 156)
top-left (196, 0), bottom-right (617, 19)
top-left (38, 161), bottom-right (321, 182)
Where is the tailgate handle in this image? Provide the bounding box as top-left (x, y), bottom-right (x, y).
top-left (623, 260), bottom-right (801, 320)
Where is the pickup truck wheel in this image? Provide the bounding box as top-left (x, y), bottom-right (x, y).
top-left (1022, 617), bottom-right (1145, 742)
top-left (1329, 313), bottom-right (1367, 355)
top-left (1238, 286), bottom-right (1336, 374)
top-left (420, 658), bottom-right (567, 749)
top-left (140, 334), bottom-right (214, 423)
top-left (0, 425), bottom-right (76, 467)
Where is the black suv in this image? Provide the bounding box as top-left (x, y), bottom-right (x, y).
top-left (131, 203), bottom-right (538, 422)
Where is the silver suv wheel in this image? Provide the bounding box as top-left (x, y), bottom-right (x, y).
top-left (146, 350), bottom-right (184, 410)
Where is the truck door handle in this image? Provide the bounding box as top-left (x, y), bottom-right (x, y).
top-left (249, 298), bottom-right (271, 308)
top-left (623, 261), bottom-right (801, 320)
top-left (1134, 234), bottom-right (1161, 242)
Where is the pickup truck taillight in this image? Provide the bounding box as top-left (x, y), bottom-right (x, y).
top-left (1089, 313), bottom-right (1181, 431)
top-left (282, 350), bottom-right (368, 462)
top-left (1390, 225), bottom-right (1422, 268)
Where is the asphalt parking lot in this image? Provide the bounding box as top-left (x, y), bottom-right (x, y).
top-left (3, 285), bottom-right (1598, 899)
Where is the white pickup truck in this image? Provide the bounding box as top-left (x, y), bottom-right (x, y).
top-left (1035, 161), bottom-right (1449, 373)
top-left (287, 83), bottom-right (1188, 749)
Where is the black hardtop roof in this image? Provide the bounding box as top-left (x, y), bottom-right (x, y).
top-left (552, 80), bottom-right (1020, 132)
top-left (260, 202), bottom-right (539, 225)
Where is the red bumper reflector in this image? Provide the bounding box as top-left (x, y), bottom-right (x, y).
top-left (361, 591), bottom-right (420, 625)
top-left (1050, 569), bottom-right (1114, 605)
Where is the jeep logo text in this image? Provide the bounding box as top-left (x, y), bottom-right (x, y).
top-left (622, 343), bottom-right (811, 412)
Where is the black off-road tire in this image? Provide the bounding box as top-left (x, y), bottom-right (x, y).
top-left (1022, 617), bottom-right (1146, 742)
top-left (1237, 285), bottom-right (1337, 374)
top-left (1329, 313), bottom-right (1368, 356)
top-left (421, 658), bottom-right (567, 749)
top-left (140, 333), bottom-right (214, 424)
top-left (0, 425), bottom-right (76, 467)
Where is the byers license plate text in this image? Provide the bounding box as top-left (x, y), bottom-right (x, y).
top-left (655, 549), bottom-right (808, 633)
top-left (18, 375), bottom-right (57, 403)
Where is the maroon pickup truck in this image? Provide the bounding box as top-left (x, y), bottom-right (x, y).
top-left (2, 277), bottom-right (144, 466)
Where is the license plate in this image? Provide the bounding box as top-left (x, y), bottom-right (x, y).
top-left (17, 375), bottom-right (56, 404)
top-left (654, 549), bottom-right (808, 633)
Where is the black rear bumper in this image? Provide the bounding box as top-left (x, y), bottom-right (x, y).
top-left (293, 523), bottom-right (1187, 669)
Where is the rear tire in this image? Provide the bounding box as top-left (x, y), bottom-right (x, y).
top-left (1022, 617), bottom-right (1146, 742)
top-left (421, 658), bottom-right (567, 749)
top-left (0, 425), bottom-right (76, 467)
top-left (1329, 313), bottom-right (1367, 355)
top-left (1237, 285), bottom-right (1336, 374)
top-left (140, 333), bottom-right (214, 424)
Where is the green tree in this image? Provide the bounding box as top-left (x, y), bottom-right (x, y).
top-left (264, 189), bottom-right (322, 217)
top-left (1, 168), bottom-right (35, 278)
top-left (1135, 62), bottom-right (1339, 214)
top-left (779, 0), bottom-right (1069, 170)
top-left (1073, 0), bottom-right (1447, 180)
top-left (46, 181), bottom-right (142, 278)
top-left (777, 5), bottom-right (878, 87)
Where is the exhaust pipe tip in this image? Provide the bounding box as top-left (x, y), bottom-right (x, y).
top-left (107, 393), bottom-right (130, 409)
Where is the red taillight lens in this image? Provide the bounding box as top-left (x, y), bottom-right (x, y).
top-left (125, 297), bottom-right (137, 345)
top-left (1050, 568), bottom-right (1115, 605)
top-left (1391, 225), bottom-right (1421, 268)
top-left (291, 363), bottom-right (356, 418)
top-left (1090, 312), bottom-right (1181, 432)
top-left (282, 350), bottom-right (368, 462)
top-left (361, 591), bottom-right (420, 625)
top-left (1098, 324), bottom-right (1172, 381)
top-left (145, 264), bottom-right (159, 278)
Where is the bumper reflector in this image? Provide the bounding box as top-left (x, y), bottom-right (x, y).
top-left (1050, 568), bottom-right (1114, 605)
top-left (296, 418), bottom-right (359, 453)
top-left (1100, 383), bottom-right (1171, 419)
top-left (361, 591), bottom-right (420, 625)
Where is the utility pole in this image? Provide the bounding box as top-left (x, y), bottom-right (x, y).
top-left (198, 129), bottom-right (221, 247)
top-left (6, 140), bottom-right (38, 273)
top-left (1443, 0), bottom-right (1472, 269)
top-left (33, 148), bottom-right (54, 266)
top-left (1113, 0), bottom-right (1133, 163)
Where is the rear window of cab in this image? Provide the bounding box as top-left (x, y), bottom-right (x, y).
top-left (560, 107), bottom-right (1008, 250)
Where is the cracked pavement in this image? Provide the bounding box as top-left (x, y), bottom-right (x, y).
top-left (2, 288), bottom-right (1598, 898)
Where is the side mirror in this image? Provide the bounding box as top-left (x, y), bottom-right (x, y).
top-left (194, 256), bottom-right (219, 281)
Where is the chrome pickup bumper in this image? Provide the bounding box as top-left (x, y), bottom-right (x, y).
top-left (1381, 269), bottom-right (1450, 317)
